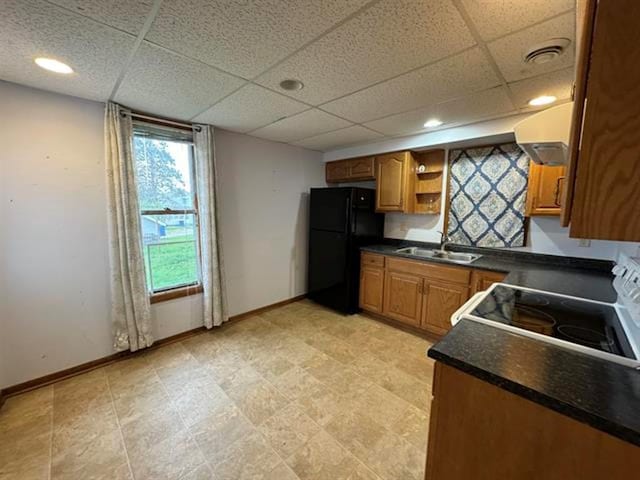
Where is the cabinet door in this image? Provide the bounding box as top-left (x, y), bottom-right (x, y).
top-left (526, 162), bottom-right (566, 216)
top-left (359, 266), bottom-right (384, 313)
top-left (470, 270), bottom-right (507, 296)
top-left (326, 160), bottom-right (350, 183)
top-left (383, 270), bottom-right (422, 327)
top-left (376, 152), bottom-right (408, 212)
top-left (421, 280), bottom-right (469, 336)
top-left (349, 157), bottom-right (375, 180)
top-left (567, 0), bottom-right (640, 241)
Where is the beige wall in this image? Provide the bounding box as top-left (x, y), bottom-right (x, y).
top-left (0, 80), bottom-right (324, 388)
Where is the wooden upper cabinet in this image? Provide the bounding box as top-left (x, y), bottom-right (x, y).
top-left (382, 270), bottom-right (423, 327)
top-left (563, 0), bottom-right (640, 241)
top-left (421, 280), bottom-right (469, 336)
top-left (525, 162), bottom-right (566, 216)
top-left (326, 161), bottom-right (350, 183)
top-left (470, 270), bottom-right (507, 296)
top-left (375, 151), bottom-right (412, 212)
top-left (325, 157), bottom-right (375, 183)
top-left (349, 157), bottom-right (375, 180)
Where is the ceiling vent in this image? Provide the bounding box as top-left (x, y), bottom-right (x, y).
top-left (524, 38), bottom-right (571, 65)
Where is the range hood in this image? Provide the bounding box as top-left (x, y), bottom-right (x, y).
top-left (514, 102), bottom-right (574, 165)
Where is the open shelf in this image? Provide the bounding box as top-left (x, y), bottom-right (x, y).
top-left (411, 149), bottom-right (445, 214)
top-left (414, 192), bottom-right (441, 214)
top-left (415, 171), bottom-right (442, 194)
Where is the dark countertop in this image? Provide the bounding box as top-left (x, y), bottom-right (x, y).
top-left (361, 241), bottom-right (640, 447)
top-left (361, 242), bottom-right (616, 302)
top-left (428, 320), bottom-right (640, 446)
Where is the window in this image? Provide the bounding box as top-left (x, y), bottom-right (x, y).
top-left (132, 124), bottom-right (200, 294)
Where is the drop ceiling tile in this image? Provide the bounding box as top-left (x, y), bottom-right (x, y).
top-left (364, 86), bottom-right (515, 137)
top-left (47, 0), bottom-right (154, 35)
top-left (114, 42), bottom-right (245, 120)
top-left (251, 109), bottom-right (352, 143)
top-left (509, 67), bottom-right (574, 110)
top-left (293, 125), bottom-right (383, 151)
top-left (146, 0), bottom-right (371, 79)
top-left (256, 0), bottom-right (475, 105)
top-left (321, 48), bottom-right (500, 123)
top-left (0, 0), bottom-right (135, 101)
top-left (461, 0), bottom-right (574, 41)
top-left (193, 84), bottom-right (309, 132)
top-left (488, 12), bottom-right (575, 82)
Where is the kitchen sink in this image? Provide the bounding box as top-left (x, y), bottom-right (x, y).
top-left (394, 247), bottom-right (481, 264)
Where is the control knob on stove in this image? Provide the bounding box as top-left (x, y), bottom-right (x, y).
top-left (629, 285), bottom-right (640, 303)
top-left (612, 265), bottom-right (627, 277)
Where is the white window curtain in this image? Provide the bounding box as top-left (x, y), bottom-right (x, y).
top-left (193, 124), bottom-right (228, 328)
top-left (105, 102), bottom-right (153, 351)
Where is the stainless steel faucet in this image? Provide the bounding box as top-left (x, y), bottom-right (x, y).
top-left (437, 231), bottom-right (452, 253)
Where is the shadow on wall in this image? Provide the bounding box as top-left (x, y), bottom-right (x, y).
top-left (292, 192), bottom-right (310, 297)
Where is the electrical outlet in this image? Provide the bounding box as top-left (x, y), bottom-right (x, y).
top-left (578, 239), bottom-right (591, 247)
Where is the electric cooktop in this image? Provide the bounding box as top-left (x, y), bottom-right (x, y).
top-left (469, 285), bottom-right (636, 361)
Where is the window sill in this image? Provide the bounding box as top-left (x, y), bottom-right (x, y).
top-left (150, 284), bottom-right (203, 304)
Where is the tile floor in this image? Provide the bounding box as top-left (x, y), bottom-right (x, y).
top-left (0, 299), bottom-right (435, 480)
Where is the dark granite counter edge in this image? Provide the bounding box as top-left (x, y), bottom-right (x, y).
top-left (369, 238), bottom-right (614, 272)
top-left (427, 348), bottom-right (640, 447)
top-left (361, 243), bottom-right (617, 303)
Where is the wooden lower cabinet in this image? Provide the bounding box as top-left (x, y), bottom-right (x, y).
top-left (359, 266), bottom-right (384, 313)
top-left (359, 253), bottom-right (509, 336)
top-left (421, 281), bottom-right (469, 336)
top-left (426, 362), bottom-right (640, 480)
top-left (470, 269), bottom-right (507, 295)
top-left (382, 270), bottom-right (423, 327)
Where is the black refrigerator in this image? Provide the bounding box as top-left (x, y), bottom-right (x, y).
top-left (308, 187), bottom-right (384, 314)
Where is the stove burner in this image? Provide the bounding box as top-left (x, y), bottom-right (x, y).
top-left (560, 299), bottom-right (601, 313)
top-left (518, 294), bottom-right (550, 307)
top-left (557, 325), bottom-right (613, 347)
top-left (513, 306), bottom-right (556, 335)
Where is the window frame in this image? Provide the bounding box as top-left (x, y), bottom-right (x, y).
top-left (132, 122), bottom-right (203, 302)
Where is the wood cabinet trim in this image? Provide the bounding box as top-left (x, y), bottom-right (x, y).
top-left (561, 0), bottom-right (597, 227)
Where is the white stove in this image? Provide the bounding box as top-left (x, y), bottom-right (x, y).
top-left (451, 253), bottom-right (640, 369)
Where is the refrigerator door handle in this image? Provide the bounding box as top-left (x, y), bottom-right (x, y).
top-left (345, 197), bottom-right (351, 234)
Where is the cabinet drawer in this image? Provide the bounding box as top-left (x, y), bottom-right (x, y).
top-left (386, 256), bottom-right (470, 285)
top-left (361, 252), bottom-right (385, 268)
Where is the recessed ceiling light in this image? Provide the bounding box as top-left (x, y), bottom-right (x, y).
top-left (423, 119), bottom-right (443, 128)
top-left (279, 79), bottom-right (304, 91)
top-left (528, 95), bottom-right (557, 107)
top-left (35, 57), bottom-right (73, 74)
